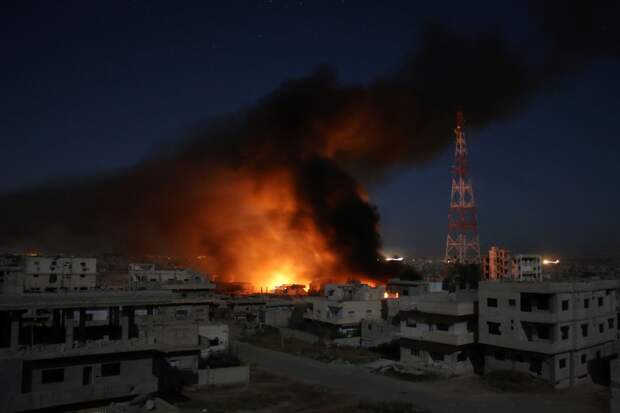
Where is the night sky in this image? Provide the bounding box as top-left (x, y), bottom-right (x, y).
top-left (2, 1), bottom-right (619, 259)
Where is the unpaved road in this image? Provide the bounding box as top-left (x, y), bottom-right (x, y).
top-left (235, 341), bottom-right (607, 413)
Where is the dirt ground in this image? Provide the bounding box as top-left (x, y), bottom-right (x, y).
top-left (239, 327), bottom-right (380, 364)
top-left (178, 368), bottom-right (426, 413)
top-left (236, 341), bottom-right (610, 413)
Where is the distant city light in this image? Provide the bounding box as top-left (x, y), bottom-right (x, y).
top-left (542, 259), bottom-right (560, 265)
top-left (385, 256), bottom-right (404, 262)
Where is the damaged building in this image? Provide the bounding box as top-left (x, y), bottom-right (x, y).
top-left (398, 289), bottom-right (477, 376)
top-left (0, 256), bottom-right (233, 412)
top-left (479, 279), bottom-right (619, 388)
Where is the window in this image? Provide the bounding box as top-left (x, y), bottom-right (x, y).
top-left (561, 326), bottom-right (570, 340)
top-left (609, 318), bottom-right (615, 329)
top-left (584, 299), bottom-right (589, 309)
top-left (495, 351), bottom-right (505, 361)
top-left (529, 358), bottom-right (542, 375)
top-left (101, 363), bottom-right (121, 377)
top-left (581, 354), bottom-right (587, 364)
top-left (559, 358), bottom-right (567, 369)
top-left (537, 325), bottom-right (550, 340)
top-left (598, 297), bottom-right (604, 307)
top-left (508, 299), bottom-right (516, 307)
top-left (561, 300), bottom-right (569, 311)
top-left (406, 320), bottom-right (417, 328)
top-left (42, 368), bottom-right (64, 384)
top-left (429, 352), bottom-right (445, 361)
top-left (596, 351), bottom-right (601, 359)
top-left (436, 323), bottom-right (449, 331)
top-left (581, 324), bottom-right (589, 337)
top-left (487, 298), bottom-right (498, 308)
top-left (82, 366), bottom-right (92, 386)
top-left (599, 324), bottom-right (604, 333)
top-left (487, 322), bottom-right (501, 335)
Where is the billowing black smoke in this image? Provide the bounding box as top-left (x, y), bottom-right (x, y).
top-left (0, 1), bottom-right (617, 282)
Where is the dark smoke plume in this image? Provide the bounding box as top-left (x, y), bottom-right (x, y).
top-left (1, 1), bottom-right (618, 284)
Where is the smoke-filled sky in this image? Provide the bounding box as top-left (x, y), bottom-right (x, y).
top-left (1, 0), bottom-right (619, 267)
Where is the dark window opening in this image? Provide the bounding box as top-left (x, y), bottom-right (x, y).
top-left (561, 300), bottom-right (569, 311)
top-left (609, 318), bottom-right (615, 329)
top-left (598, 297), bottom-right (604, 307)
top-left (42, 368), bottom-right (64, 384)
top-left (429, 352), bottom-right (445, 361)
top-left (508, 299), bottom-right (516, 307)
top-left (487, 322), bottom-right (501, 335)
top-left (487, 298), bottom-right (498, 308)
top-left (581, 354), bottom-right (587, 364)
top-left (82, 366), bottom-right (92, 386)
top-left (561, 326), bottom-right (570, 340)
top-left (101, 362), bottom-right (121, 377)
top-left (537, 325), bottom-right (551, 340)
top-left (584, 299), bottom-right (589, 309)
top-left (599, 324), bottom-right (604, 333)
top-left (559, 358), bottom-right (567, 369)
top-left (436, 323), bottom-right (449, 332)
top-left (581, 324), bottom-right (589, 337)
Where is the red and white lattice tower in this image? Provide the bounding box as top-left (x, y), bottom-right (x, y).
top-left (444, 111), bottom-right (481, 264)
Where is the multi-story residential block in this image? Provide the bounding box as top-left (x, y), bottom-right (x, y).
top-left (482, 246), bottom-right (511, 280)
top-left (304, 282), bottom-right (384, 338)
top-left (128, 263), bottom-right (215, 295)
top-left (398, 290), bottom-right (477, 376)
top-left (0, 255), bottom-right (97, 294)
top-left (0, 289), bottom-right (225, 411)
top-left (478, 280), bottom-right (619, 388)
top-left (511, 255), bottom-right (543, 281)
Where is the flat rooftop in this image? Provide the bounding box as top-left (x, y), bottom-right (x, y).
top-left (0, 290), bottom-right (220, 310)
top-left (479, 279), bottom-right (619, 293)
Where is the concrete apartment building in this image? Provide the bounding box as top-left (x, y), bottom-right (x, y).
top-left (1, 255), bottom-right (97, 294)
top-left (398, 290), bottom-right (477, 376)
top-left (511, 254), bottom-right (543, 281)
top-left (0, 257), bottom-right (231, 412)
top-left (482, 248), bottom-right (543, 281)
top-left (304, 282), bottom-right (384, 338)
top-left (479, 280), bottom-right (619, 388)
top-left (129, 263), bottom-right (215, 294)
top-left (482, 246), bottom-right (511, 280)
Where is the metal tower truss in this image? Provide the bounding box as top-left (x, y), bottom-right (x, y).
top-left (445, 111), bottom-right (481, 265)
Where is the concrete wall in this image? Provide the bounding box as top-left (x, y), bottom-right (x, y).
top-left (304, 298), bottom-right (382, 325)
top-left (361, 319), bottom-right (395, 348)
top-left (262, 307), bottom-right (292, 328)
top-left (14, 357), bottom-right (157, 412)
top-left (611, 358), bottom-right (620, 413)
top-left (400, 346), bottom-right (472, 376)
top-left (479, 281), bottom-right (618, 354)
top-left (198, 365), bottom-right (250, 387)
top-left (483, 342), bottom-right (614, 388)
top-left (279, 328), bottom-right (319, 344)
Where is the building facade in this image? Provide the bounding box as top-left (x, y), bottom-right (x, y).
top-left (398, 290), bottom-right (477, 376)
top-left (478, 280), bottom-right (619, 388)
top-left (0, 255), bottom-right (97, 294)
top-left (304, 283), bottom-right (384, 338)
top-left (0, 284), bottom-right (223, 411)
